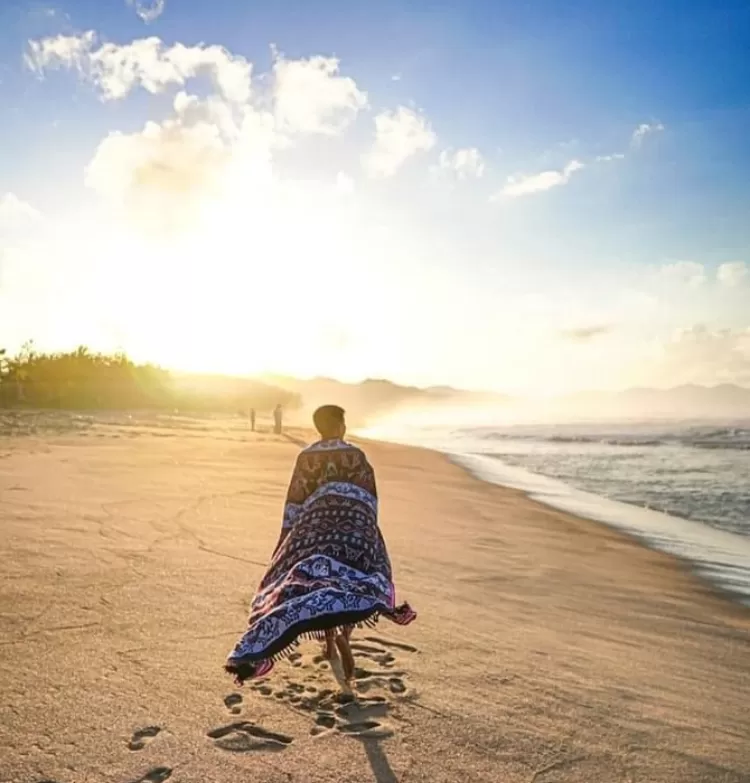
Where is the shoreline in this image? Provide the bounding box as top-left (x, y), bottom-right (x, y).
top-left (2, 414), bottom-right (750, 782)
top-left (359, 424), bottom-right (750, 609)
top-left (362, 436), bottom-right (750, 622)
top-left (448, 450), bottom-right (750, 608)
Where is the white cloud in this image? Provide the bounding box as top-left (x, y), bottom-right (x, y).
top-left (717, 261), bottom-right (748, 288)
top-left (498, 159), bottom-right (585, 199)
top-left (26, 31), bottom-right (96, 73)
top-left (363, 106), bottom-right (436, 178)
top-left (85, 92), bottom-right (276, 234)
top-left (632, 121), bottom-right (664, 147)
top-left (656, 261), bottom-right (749, 290)
top-left (27, 35), bottom-right (371, 135)
top-left (25, 33), bottom-right (374, 235)
top-left (27, 33), bottom-right (252, 103)
top-left (127, 0), bottom-right (165, 24)
top-left (435, 147), bottom-right (485, 179)
top-left (0, 193), bottom-right (42, 227)
top-left (657, 261), bottom-right (707, 288)
top-left (272, 53), bottom-right (367, 135)
top-left (85, 119), bottom-right (228, 229)
top-left (494, 144), bottom-right (628, 201)
top-left (653, 325), bottom-right (750, 386)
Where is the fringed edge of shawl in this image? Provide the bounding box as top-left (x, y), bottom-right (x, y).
top-left (225, 603), bottom-right (416, 686)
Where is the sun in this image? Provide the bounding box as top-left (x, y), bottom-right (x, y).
top-left (79, 181), bottom-right (368, 379)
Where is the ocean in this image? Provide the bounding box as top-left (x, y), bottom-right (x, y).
top-left (363, 418), bottom-right (750, 604)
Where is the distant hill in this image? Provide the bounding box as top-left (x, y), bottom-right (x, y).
top-left (552, 383), bottom-right (750, 420)
top-left (5, 342), bottom-right (746, 423)
top-left (170, 372), bottom-right (301, 413)
top-left (263, 375), bottom-right (511, 426)
top-left (263, 376), bottom-right (750, 425)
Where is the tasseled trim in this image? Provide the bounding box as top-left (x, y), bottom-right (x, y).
top-left (225, 605), bottom-right (415, 686)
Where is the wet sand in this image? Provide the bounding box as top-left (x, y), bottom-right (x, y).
top-left (1, 412), bottom-right (749, 782)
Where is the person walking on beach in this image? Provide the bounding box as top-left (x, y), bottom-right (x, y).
top-left (225, 404), bottom-right (416, 685)
top-left (273, 403), bottom-right (283, 435)
top-left (249, 408), bottom-right (256, 432)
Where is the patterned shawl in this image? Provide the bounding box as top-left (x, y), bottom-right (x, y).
top-left (225, 439), bottom-right (415, 684)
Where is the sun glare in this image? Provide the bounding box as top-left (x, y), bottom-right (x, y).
top-left (77, 181), bottom-right (369, 379)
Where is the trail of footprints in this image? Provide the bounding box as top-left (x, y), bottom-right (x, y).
top-left (243, 635), bottom-right (417, 740)
top-left (37, 636), bottom-right (417, 782)
top-left (124, 726), bottom-right (172, 783)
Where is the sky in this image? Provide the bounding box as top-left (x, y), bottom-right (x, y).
top-left (0, 0), bottom-right (749, 395)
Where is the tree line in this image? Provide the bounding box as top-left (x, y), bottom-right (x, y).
top-left (0, 343), bottom-right (301, 413)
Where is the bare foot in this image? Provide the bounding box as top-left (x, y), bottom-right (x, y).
top-left (336, 634), bottom-right (355, 682)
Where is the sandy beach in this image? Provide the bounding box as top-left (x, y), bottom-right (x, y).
top-left (1, 412), bottom-right (749, 783)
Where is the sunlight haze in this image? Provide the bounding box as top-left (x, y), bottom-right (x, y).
top-left (1, 1), bottom-right (749, 395)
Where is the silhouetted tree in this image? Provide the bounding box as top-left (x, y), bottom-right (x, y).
top-left (0, 344), bottom-right (301, 413)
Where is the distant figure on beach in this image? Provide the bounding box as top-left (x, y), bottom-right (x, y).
top-left (273, 403), bottom-right (283, 435)
top-left (225, 404), bottom-right (416, 685)
top-left (249, 408), bottom-right (256, 432)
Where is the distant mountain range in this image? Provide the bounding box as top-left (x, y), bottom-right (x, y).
top-left (167, 371), bottom-right (750, 424)
top-left (266, 377), bottom-right (750, 423)
top-left (263, 375), bottom-right (511, 425)
top-left (553, 383), bottom-right (750, 419)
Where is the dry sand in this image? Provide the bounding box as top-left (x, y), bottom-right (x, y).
top-left (1, 411), bottom-right (749, 783)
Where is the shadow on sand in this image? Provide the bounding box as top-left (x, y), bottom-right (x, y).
top-left (362, 738), bottom-right (399, 783)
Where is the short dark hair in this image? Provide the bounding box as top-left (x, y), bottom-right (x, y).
top-left (313, 405), bottom-right (345, 438)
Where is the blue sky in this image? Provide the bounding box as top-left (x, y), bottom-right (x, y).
top-left (1, 0), bottom-right (749, 393)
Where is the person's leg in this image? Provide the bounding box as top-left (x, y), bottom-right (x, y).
top-left (324, 629), bottom-right (337, 661)
top-left (335, 632), bottom-right (355, 682)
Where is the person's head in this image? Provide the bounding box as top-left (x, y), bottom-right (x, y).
top-left (313, 405), bottom-right (346, 440)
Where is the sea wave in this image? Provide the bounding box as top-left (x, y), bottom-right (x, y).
top-left (463, 425), bottom-right (750, 450)
top-left (362, 416), bottom-right (750, 602)
top-left (451, 452), bottom-right (750, 605)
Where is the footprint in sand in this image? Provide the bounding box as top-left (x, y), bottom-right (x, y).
top-left (128, 768), bottom-right (172, 783)
top-left (256, 638), bottom-right (415, 705)
top-left (314, 711), bottom-right (337, 728)
top-left (334, 695), bottom-right (389, 720)
top-left (354, 637), bottom-right (417, 696)
top-left (350, 642), bottom-right (397, 668)
top-left (253, 672), bottom-right (398, 740)
top-left (309, 697), bottom-right (395, 739)
top-left (223, 692), bottom-right (243, 715)
top-left (351, 665), bottom-right (410, 697)
top-left (248, 639), bottom-right (415, 740)
top-left (337, 720), bottom-right (393, 739)
top-left (127, 726), bottom-right (162, 751)
top-left (207, 721), bottom-right (294, 752)
top-left (364, 635), bottom-right (419, 654)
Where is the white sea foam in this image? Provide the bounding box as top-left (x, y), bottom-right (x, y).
top-left (453, 451), bottom-right (750, 605)
top-left (361, 419), bottom-right (750, 605)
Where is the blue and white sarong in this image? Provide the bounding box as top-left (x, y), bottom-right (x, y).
top-left (225, 439), bottom-right (416, 684)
